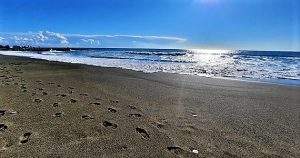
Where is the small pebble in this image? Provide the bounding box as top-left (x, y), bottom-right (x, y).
top-left (192, 149), bottom-right (199, 154)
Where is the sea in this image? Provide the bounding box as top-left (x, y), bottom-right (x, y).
top-left (0, 48), bottom-right (299, 86)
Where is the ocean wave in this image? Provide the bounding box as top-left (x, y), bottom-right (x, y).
top-left (88, 55), bottom-right (193, 63)
top-left (233, 50), bottom-right (300, 57)
top-left (126, 51), bottom-right (186, 56)
top-left (0, 49), bottom-right (299, 85)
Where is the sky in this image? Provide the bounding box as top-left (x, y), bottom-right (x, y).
top-left (0, 0), bottom-right (299, 51)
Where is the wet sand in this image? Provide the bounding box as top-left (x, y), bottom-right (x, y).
top-left (0, 54), bottom-right (299, 158)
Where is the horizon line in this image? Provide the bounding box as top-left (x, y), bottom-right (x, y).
top-left (1, 44), bottom-right (300, 53)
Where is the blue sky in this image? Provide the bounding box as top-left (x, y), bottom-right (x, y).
top-left (0, 0), bottom-right (299, 51)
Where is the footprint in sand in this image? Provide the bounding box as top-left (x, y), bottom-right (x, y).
top-left (223, 151), bottom-right (239, 158)
top-left (0, 123), bottom-right (8, 131)
top-left (129, 105), bottom-right (137, 109)
top-left (167, 146), bottom-right (185, 155)
top-left (167, 146), bottom-right (199, 157)
top-left (20, 84), bottom-right (26, 89)
top-left (80, 93), bottom-right (88, 96)
top-left (53, 112), bottom-right (63, 117)
top-left (110, 100), bottom-right (119, 103)
top-left (82, 115), bottom-right (94, 120)
top-left (136, 127), bottom-right (150, 139)
top-left (36, 80), bottom-right (42, 84)
top-left (93, 102), bottom-right (101, 105)
top-left (53, 102), bottom-right (60, 107)
top-left (19, 132), bottom-right (32, 144)
top-left (156, 123), bottom-right (165, 129)
top-left (108, 108), bottom-right (117, 113)
top-left (8, 111), bottom-right (17, 115)
top-left (70, 99), bottom-right (77, 103)
top-left (94, 98), bottom-right (102, 101)
top-left (34, 98), bottom-right (42, 103)
top-left (42, 92), bottom-right (48, 95)
top-left (103, 121), bottom-right (118, 129)
top-left (58, 94), bottom-right (67, 97)
top-left (0, 110), bottom-right (5, 116)
top-left (129, 114), bottom-right (142, 118)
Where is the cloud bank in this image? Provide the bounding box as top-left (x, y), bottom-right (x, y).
top-left (0, 31), bottom-right (187, 48)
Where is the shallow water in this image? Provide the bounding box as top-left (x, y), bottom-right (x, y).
top-left (1, 49), bottom-right (299, 85)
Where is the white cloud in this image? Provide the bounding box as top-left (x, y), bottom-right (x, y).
top-left (0, 31), bottom-right (187, 48)
top-left (0, 31), bottom-right (69, 46)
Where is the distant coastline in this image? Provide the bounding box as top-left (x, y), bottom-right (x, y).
top-left (0, 44), bottom-right (190, 52)
top-left (0, 44), bottom-right (78, 52)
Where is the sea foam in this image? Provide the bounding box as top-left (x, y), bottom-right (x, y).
top-left (0, 49), bottom-right (299, 85)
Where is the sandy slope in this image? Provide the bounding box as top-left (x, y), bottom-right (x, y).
top-left (0, 55), bottom-right (299, 157)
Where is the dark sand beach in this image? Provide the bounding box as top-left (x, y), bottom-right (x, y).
top-left (0, 54), bottom-right (299, 157)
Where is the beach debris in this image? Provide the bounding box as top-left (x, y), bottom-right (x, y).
top-left (192, 149), bottom-right (199, 154)
top-left (19, 132), bottom-right (32, 144)
top-left (136, 127), bottom-right (150, 139)
top-left (192, 114), bottom-right (197, 117)
top-left (103, 121), bottom-right (117, 129)
top-left (108, 108), bottom-right (117, 113)
top-left (129, 113), bottom-right (142, 118)
top-left (0, 124), bottom-right (8, 131)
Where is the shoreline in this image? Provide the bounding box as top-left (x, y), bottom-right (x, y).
top-left (0, 54), bottom-right (299, 157)
top-left (0, 51), bottom-right (299, 87)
